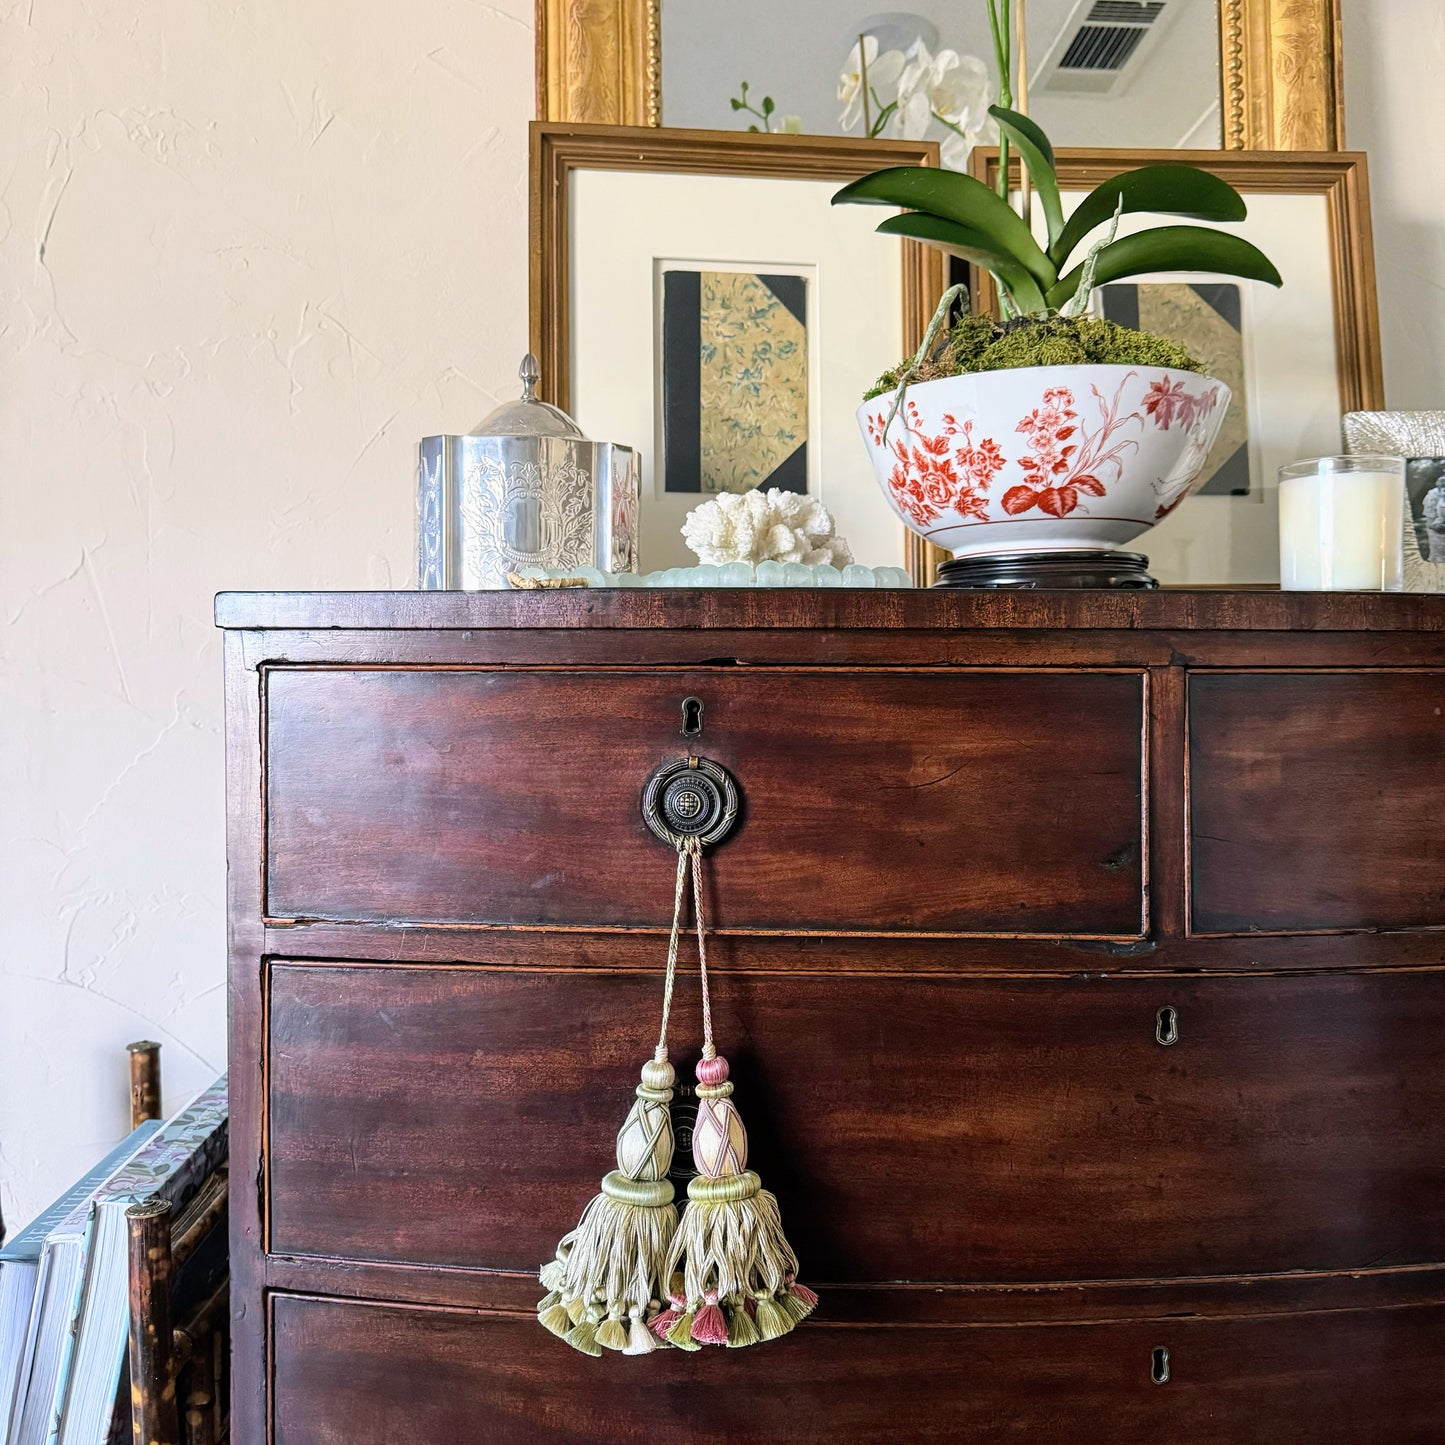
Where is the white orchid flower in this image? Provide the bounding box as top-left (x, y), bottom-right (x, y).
top-left (896, 45), bottom-right (990, 131)
top-left (838, 35), bottom-right (905, 132)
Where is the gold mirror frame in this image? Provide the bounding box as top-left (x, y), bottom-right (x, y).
top-left (536, 0), bottom-right (1344, 150)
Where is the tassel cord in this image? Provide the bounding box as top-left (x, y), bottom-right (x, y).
top-left (686, 838), bottom-right (716, 1059)
top-left (654, 843), bottom-right (692, 1064)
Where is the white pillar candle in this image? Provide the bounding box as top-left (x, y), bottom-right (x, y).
top-left (1278, 455), bottom-right (1405, 591)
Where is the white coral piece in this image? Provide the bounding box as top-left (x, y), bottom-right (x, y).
top-left (681, 489), bottom-right (853, 568)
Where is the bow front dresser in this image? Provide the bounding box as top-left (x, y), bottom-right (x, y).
top-left (218, 589), bottom-right (1445, 1443)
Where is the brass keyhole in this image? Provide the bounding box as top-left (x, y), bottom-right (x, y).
top-left (1155, 1005), bottom-right (1179, 1047)
top-left (1151, 1346), bottom-right (1171, 1385)
top-left (681, 696), bottom-right (704, 738)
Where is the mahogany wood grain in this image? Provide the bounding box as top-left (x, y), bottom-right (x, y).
top-left (215, 587), bottom-right (1445, 635)
top-left (235, 624), bottom-right (1445, 671)
top-left (1190, 671), bottom-right (1445, 933)
top-left (260, 1252), bottom-right (1445, 1327)
top-left (267, 962), bottom-right (1445, 1283)
top-left (270, 1294), bottom-right (1445, 1445)
top-left (264, 668), bottom-right (1145, 935)
top-left (262, 918), bottom-right (1445, 973)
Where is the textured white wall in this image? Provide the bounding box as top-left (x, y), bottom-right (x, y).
top-left (0, 0), bottom-right (533, 1227)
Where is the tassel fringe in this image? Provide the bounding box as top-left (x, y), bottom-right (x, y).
top-left (726, 1302), bottom-right (760, 1348)
top-left (538, 1055), bottom-right (680, 1354)
top-left (624, 1312), bottom-right (659, 1355)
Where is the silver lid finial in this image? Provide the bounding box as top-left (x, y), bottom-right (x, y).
top-left (519, 353), bottom-right (540, 401)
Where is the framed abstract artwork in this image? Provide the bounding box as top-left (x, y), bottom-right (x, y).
top-left (529, 123), bottom-right (947, 572)
top-left (970, 149), bottom-right (1383, 586)
top-left (658, 262), bottom-right (811, 498)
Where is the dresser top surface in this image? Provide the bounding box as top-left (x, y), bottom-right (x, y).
top-left (214, 588), bottom-right (1445, 634)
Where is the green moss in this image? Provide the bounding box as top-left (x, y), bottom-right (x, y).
top-left (863, 313), bottom-right (1206, 400)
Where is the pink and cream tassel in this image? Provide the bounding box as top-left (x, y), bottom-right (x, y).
top-left (655, 841), bottom-right (816, 1348)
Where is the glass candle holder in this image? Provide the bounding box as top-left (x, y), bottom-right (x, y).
top-left (1278, 455), bottom-right (1405, 592)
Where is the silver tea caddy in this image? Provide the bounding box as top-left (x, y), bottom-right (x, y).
top-left (417, 355), bottom-right (640, 588)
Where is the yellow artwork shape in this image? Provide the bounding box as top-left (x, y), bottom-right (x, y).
top-left (697, 271), bottom-right (808, 494)
top-left (1136, 283), bottom-right (1250, 495)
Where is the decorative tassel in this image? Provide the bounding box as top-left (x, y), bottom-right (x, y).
top-left (596, 1312), bottom-right (630, 1351)
top-left (538, 846), bottom-right (699, 1354)
top-left (666, 1310), bottom-right (700, 1350)
top-left (536, 1055), bottom-right (679, 1352)
top-left (726, 1301), bottom-right (760, 1348)
top-left (537, 1291), bottom-right (572, 1338)
top-left (782, 1276), bottom-right (819, 1323)
top-left (660, 840), bottom-right (817, 1347)
top-left (624, 1310), bottom-right (659, 1355)
top-left (565, 1307), bottom-right (603, 1357)
top-left (753, 1291), bottom-right (792, 1342)
top-left (690, 1290), bottom-right (729, 1345)
top-left (650, 1284), bottom-right (688, 1341)
top-left (669, 1098), bottom-right (805, 1344)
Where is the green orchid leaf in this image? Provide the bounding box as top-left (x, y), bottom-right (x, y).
top-left (833, 165), bottom-right (1056, 290)
top-left (988, 105), bottom-right (1064, 250)
top-left (874, 213), bottom-right (1049, 315)
top-left (1046, 225), bottom-right (1283, 309)
top-left (1050, 164), bottom-right (1249, 268)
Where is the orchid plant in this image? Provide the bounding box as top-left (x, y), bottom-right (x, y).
top-left (832, 1), bottom-right (1281, 325)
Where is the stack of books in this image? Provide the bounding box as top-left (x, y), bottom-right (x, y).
top-left (0, 1076), bottom-right (227, 1445)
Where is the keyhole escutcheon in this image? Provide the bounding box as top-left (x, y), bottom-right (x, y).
top-left (1155, 1005), bottom-right (1179, 1047)
top-left (681, 696), bottom-right (704, 738)
top-left (1151, 1346), bottom-right (1171, 1384)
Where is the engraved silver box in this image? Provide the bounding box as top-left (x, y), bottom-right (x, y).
top-left (417, 355), bottom-right (640, 589)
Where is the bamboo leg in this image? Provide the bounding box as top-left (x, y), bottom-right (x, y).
top-left (183, 1339), bottom-right (215, 1445)
top-left (127, 1199), bottom-right (179, 1445)
top-left (127, 1042), bottom-right (162, 1127)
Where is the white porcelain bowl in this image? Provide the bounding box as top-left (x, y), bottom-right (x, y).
top-left (856, 365), bottom-right (1231, 557)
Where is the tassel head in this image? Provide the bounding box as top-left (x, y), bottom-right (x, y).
top-left (691, 1055), bottom-right (749, 1179)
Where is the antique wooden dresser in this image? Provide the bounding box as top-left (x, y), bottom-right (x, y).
top-left (218, 589), bottom-right (1445, 1443)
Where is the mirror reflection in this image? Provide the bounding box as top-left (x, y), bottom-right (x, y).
top-left (662, 0), bottom-right (1223, 154)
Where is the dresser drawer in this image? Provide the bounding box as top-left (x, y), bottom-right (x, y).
top-left (266, 963), bottom-right (1445, 1282)
top-left (263, 667), bottom-right (1144, 935)
top-left (1190, 670), bottom-right (1445, 933)
top-left (271, 1293), bottom-right (1445, 1444)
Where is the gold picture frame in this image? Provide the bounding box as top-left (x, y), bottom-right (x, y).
top-left (529, 122), bottom-right (949, 573)
top-left (530, 122), bottom-right (948, 414)
top-left (535, 0), bottom-right (1345, 151)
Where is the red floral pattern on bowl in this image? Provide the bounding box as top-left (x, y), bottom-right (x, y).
top-left (857, 366), bottom-right (1230, 557)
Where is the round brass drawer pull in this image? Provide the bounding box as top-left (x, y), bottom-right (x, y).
top-left (641, 755), bottom-right (740, 849)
